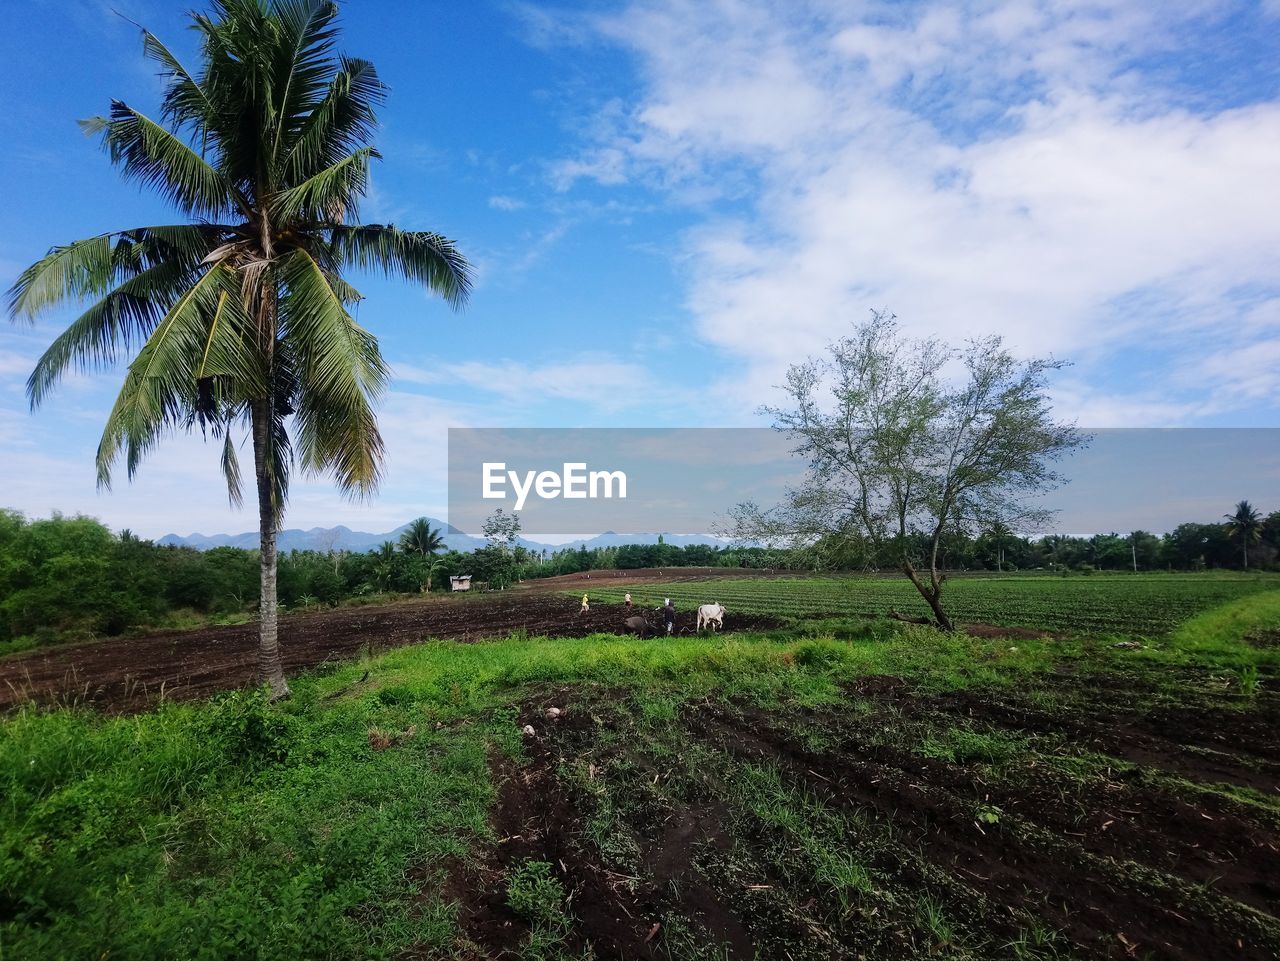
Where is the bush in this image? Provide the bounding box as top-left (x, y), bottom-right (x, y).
top-left (793, 639), bottom-right (851, 669)
top-left (201, 690), bottom-right (296, 767)
top-left (506, 860), bottom-right (567, 928)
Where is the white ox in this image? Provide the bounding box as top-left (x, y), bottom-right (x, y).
top-left (696, 602), bottom-right (726, 632)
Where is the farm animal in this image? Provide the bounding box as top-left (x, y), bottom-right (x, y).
top-left (623, 615), bottom-right (653, 638)
top-left (696, 602), bottom-right (727, 632)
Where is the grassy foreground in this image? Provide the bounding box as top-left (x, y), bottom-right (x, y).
top-left (2, 593), bottom-right (1279, 960)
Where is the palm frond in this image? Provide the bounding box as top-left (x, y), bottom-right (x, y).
top-left (279, 248), bottom-right (387, 496)
top-left (96, 264), bottom-right (253, 487)
top-left (280, 56), bottom-right (383, 183)
top-left (140, 29), bottom-right (217, 135)
top-left (82, 102), bottom-right (241, 216)
top-left (269, 145), bottom-right (377, 222)
top-left (269, 1), bottom-right (341, 163)
top-left (323, 270), bottom-right (364, 305)
top-left (329, 224), bottom-right (472, 308)
top-left (194, 284), bottom-right (267, 390)
top-left (27, 258), bottom-right (203, 407)
top-left (219, 420), bottom-right (245, 508)
top-left (8, 224), bottom-right (230, 320)
top-left (8, 234), bottom-right (114, 320)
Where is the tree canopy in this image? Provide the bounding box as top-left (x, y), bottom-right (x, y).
top-left (726, 311), bottom-right (1086, 629)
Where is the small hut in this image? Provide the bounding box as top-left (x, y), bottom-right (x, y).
top-left (449, 574), bottom-right (473, 592)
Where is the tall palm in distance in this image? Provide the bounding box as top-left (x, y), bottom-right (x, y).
top-left (400, 517), bottom-right (446, 591)
top-left (1224, 500), bottom-right (1263, 570)
top-left (6, 0), bottom-right (471, 697)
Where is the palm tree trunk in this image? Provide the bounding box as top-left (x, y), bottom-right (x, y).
top-left (1243, 541), bottom-right (1248, 570)
top-left (251, 395), bottom-right (289, 699)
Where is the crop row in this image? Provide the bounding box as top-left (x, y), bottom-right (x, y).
top-left (580, 574), bottom-right (1278, 635)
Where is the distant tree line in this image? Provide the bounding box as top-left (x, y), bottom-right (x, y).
top-left (1, 504), bottom-right (1277, 651)
top-left (806, 510), bottom-right (1280, 575)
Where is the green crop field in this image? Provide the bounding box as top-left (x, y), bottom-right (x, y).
top-left (583, 572), bottom-right (1280, 634)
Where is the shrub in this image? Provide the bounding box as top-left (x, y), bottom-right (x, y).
top-left (793, 639), bottom-right (851, 669)
top-left (201, 690), bottom-right (296, 766)
top-left (506, 860), bottom-right (567, 928)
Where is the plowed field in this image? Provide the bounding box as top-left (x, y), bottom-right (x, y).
top-left (0, 591), bottom-right (777, 711)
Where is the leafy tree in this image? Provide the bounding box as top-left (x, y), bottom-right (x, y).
top-left (1088, 533), bottom-right (1130, 570)
top-left (1224, 500), bottom-right (1263, 569)
top-left (6, 1), bottom-right (471, 696)
top-left (1129, 530), bottom-right (1163, 570)
top-left (1263, 511), bottom-right (1280, 549)
top-left (474, 509), bottom-right (521, 588)
top-left (400, 517), bottom-right (445, 590)
top-left (726, 311), bottom-right (1085, 630)
top-left (981, 521), bottom-right (1015, 572)
top-left (370, 540), bottom-right (398, 592)
top-left (423, 556), bottom-right (448, 593)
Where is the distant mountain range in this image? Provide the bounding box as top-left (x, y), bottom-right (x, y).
top-left (157, 520), bottom-right (727, 554)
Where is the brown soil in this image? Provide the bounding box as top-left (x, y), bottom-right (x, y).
top-left (0, 590), bottom-right (782, 713)
top-left (426, 681), bottom-right (1280, 960)
top-left (432, 697), bottom-right (756, 960)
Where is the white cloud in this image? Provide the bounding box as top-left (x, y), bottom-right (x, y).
top-left (488, 194), bottom-right (527, 211)
top-left (396, 353), bottom-right (687, 413)
top-left (1197, 339), bottom-right (1280, 406)
top-left (0, 349), bottom-right (36, 379)
top-left (553, 0), bottom-right (1280, 424)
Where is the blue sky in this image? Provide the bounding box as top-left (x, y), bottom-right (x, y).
top-left (1, 0), bottom-right (1278, 538)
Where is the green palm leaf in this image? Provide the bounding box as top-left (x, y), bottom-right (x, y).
top-left (280, 247), bottom-right (387, 494)
top-left (27, 258), bottom-right (202, 406)
top-left (281, 57), bottom-right (383, 182)
top-left (330, 224), bottom-right (472, 307)
top-left (96, 265), bottom-right (235, 485)
top-left (270, 145), bottom-right (377, 221)
top-left (81, 103), bottom-right (241, 217)
top-left (10, 226), bottom-right (232, 320)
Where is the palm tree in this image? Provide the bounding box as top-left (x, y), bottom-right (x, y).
top-left (5, 1), bottom-right (471, 698)
top-left (373, 540), bottom-right (397, 591)
top-left (400, 517), bottom-right (444, 556)
top-left (1224, 500), bottom-right (1263, 570)
top-left (424, 556), bottom-right (447, 594)
top-left (400, 517), bottom-right (445, 591)
top-left (985, 521), bottom-right (1013, 572)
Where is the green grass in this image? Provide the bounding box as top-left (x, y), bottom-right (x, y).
top-left (1164, 587), bottom-right (1280, 664)
top-left (0, 688), bottom-right (498, 960)
top-left (582, 572), bottom-right (1280, 635)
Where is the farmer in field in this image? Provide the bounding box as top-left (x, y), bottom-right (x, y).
top-left (624, 592), bottom-right (632, 611)
top-left (662, 597), bottom-right (676, 635)
top-left (581, 593), bottom-right (590, 613)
